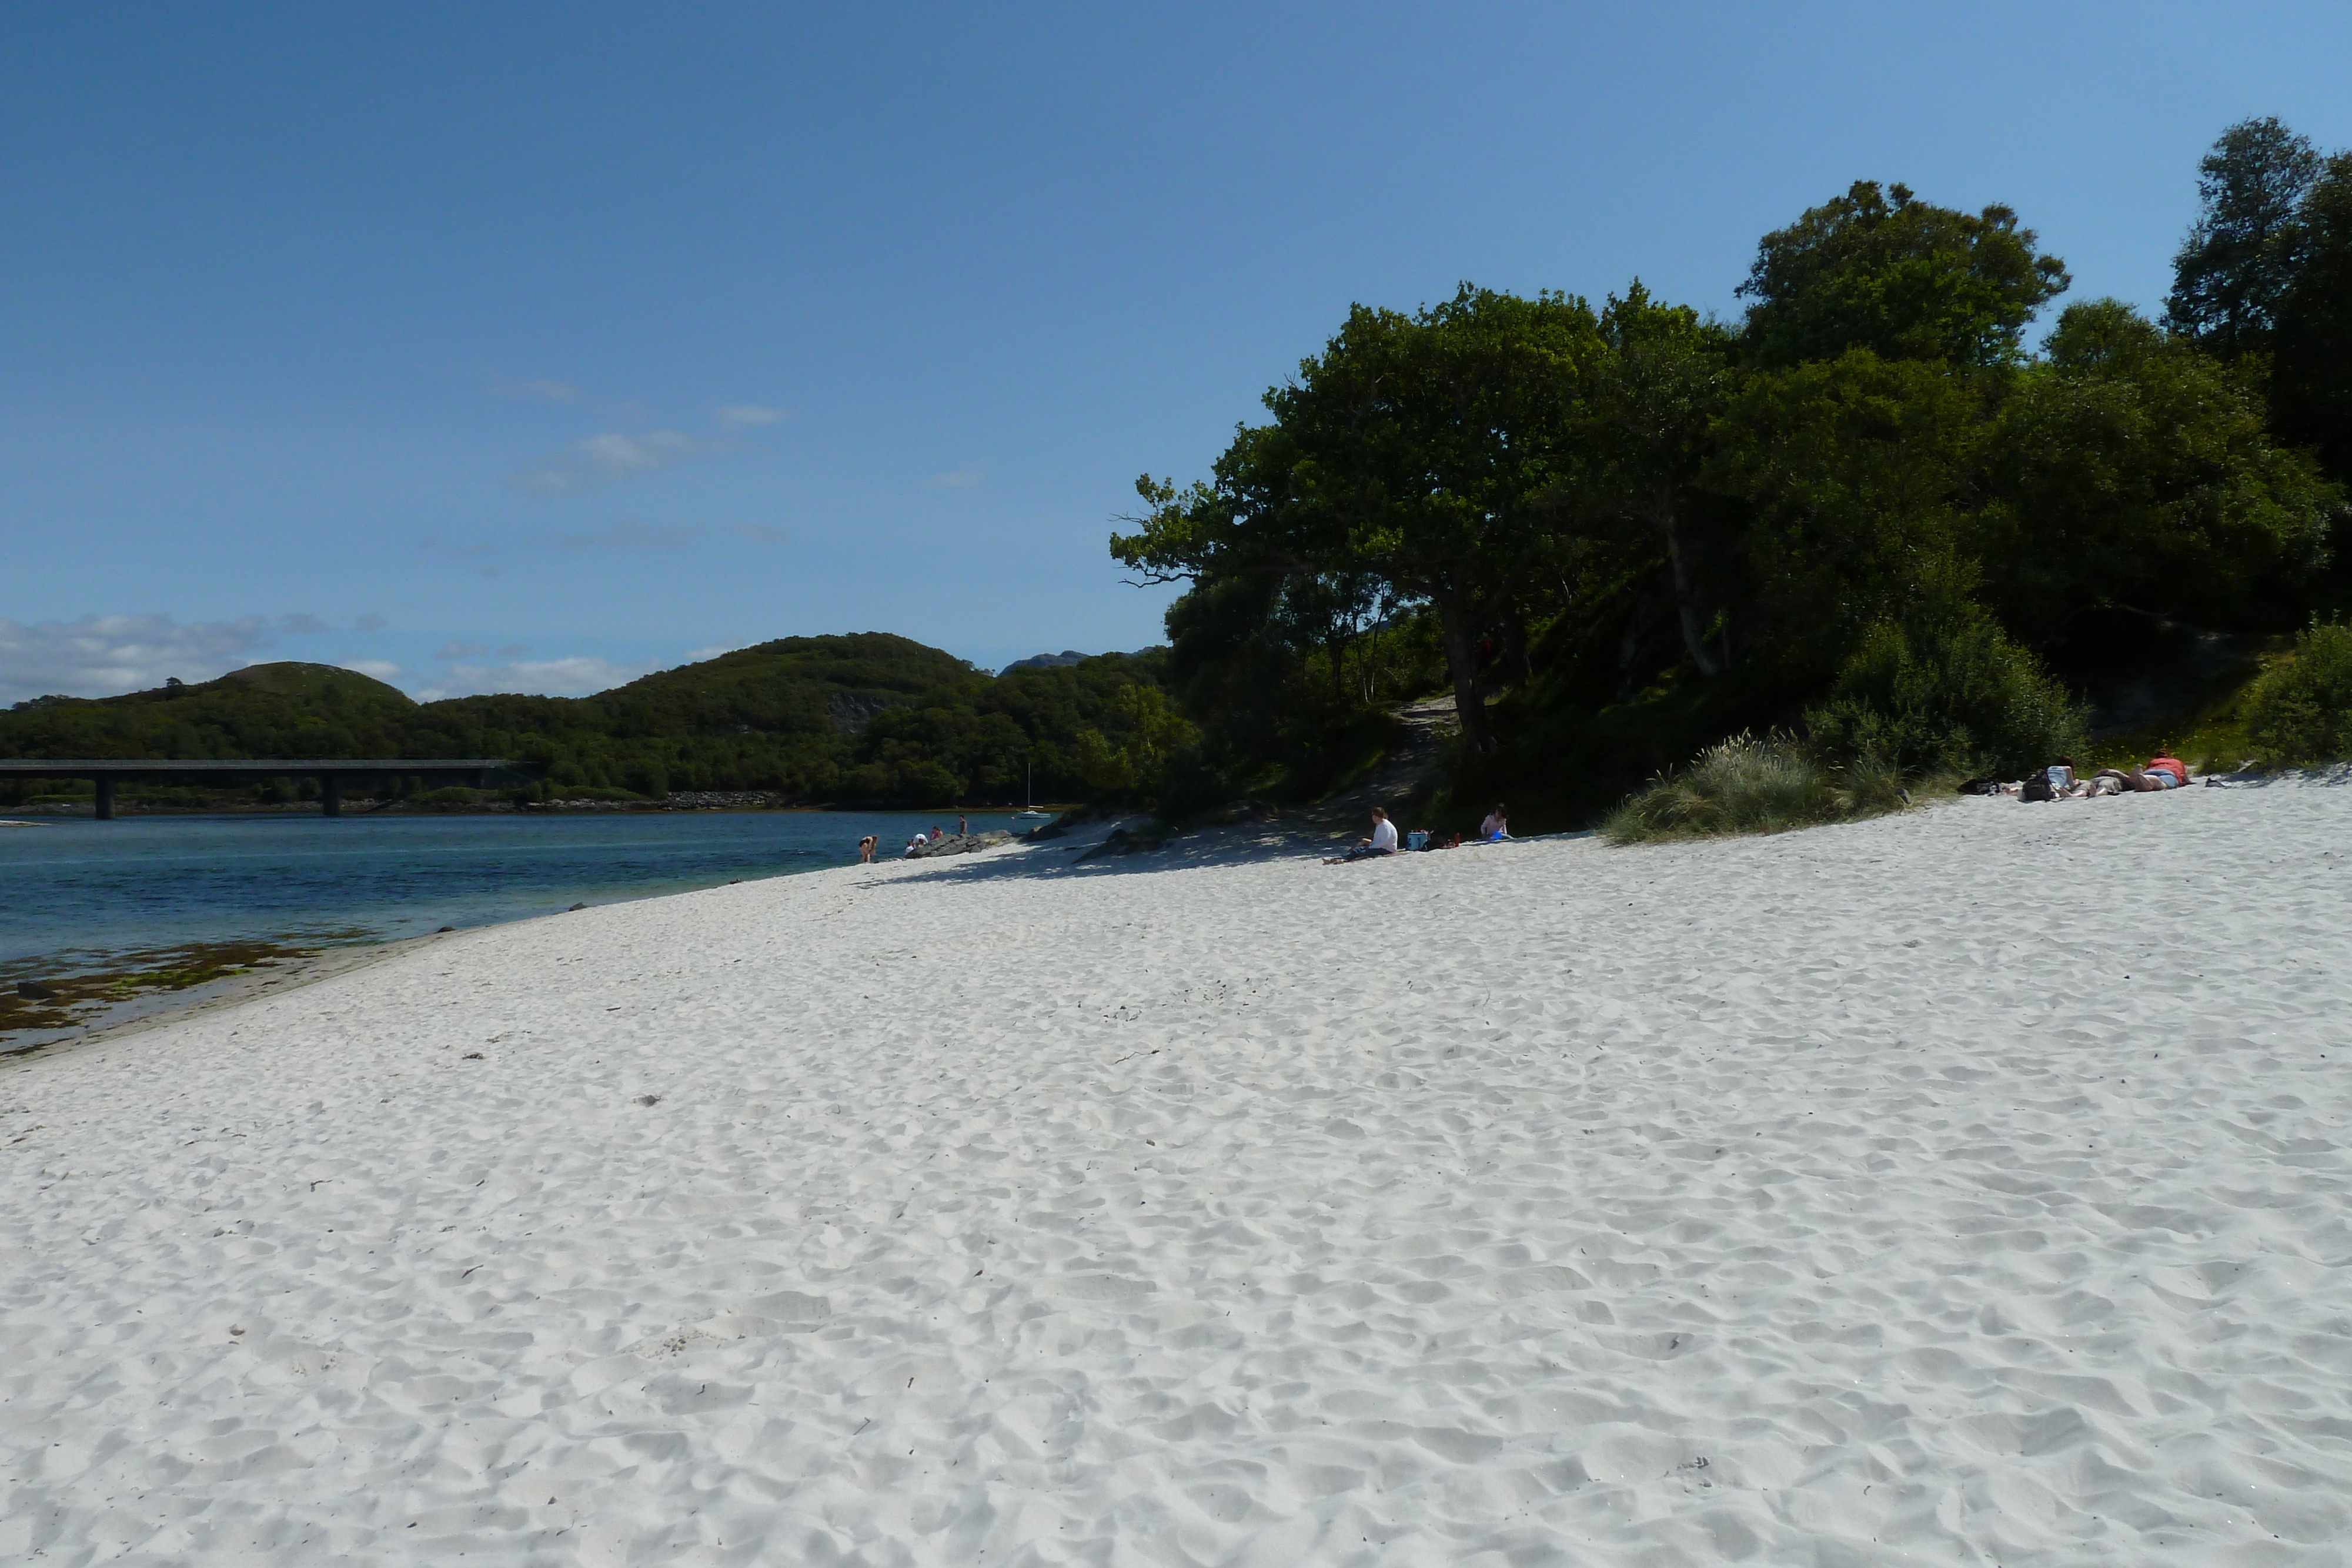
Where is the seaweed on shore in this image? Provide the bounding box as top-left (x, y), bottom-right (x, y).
top-left (0, 937), bottom-right (342, 1050)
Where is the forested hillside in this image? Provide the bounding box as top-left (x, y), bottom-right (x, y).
top-left (1116, 118), bottom-right (2352, 827)
top-left (0, 635), bottom-right (1188, 808)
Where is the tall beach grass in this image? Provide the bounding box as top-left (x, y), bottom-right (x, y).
top-left (1602, 732), bottom-right (1913, 843)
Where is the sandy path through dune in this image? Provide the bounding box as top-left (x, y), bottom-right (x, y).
top-left (4, 783), bottom-right (2350, 1565)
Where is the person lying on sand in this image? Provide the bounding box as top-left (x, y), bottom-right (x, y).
top-left (1325, 807), bottom-right (1399, 864)
top-left (2079, 755), bottom-right (2192, 795)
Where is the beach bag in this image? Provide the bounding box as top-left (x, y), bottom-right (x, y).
top-left (2020, 773), bottom-right (2054, 802)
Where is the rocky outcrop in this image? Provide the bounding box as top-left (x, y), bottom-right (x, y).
top-left (901, 831), bottom-right (1013, 858)
top-left (825, 693), bottom-right (893, 733)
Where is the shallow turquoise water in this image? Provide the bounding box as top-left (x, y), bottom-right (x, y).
top-left (0, 810), bottom-right (1028, 967)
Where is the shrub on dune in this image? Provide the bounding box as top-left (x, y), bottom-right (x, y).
top-left (2244, 621), bottom-right (2352, 764)
top-left (1803, 601), bottom-right (2089, 779)
top-left (1603, 732), bottom-right (1910, 842)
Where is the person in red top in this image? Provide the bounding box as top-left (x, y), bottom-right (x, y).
top-left (2140, 755), bottom-right (2189, 788)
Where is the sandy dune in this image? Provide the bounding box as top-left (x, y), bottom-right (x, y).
top-left (5, 781), bottom-right (2350, 1565)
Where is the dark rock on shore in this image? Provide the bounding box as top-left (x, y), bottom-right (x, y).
top-left (902, 831), bottom-right (1013, 859)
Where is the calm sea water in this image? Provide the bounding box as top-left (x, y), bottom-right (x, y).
top-left (0, 810), bottom-right (1032, 967)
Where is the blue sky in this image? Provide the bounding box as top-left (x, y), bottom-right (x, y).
top-left (5, 2), bottom-right (2349, 704)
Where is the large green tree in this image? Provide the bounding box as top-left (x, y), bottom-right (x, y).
top-left (1582, 284), bottom-right (1738, 674)
top-left (2271, 152), bottom-right (2352, 484)
top-left (1117, 286), bottom-right (1603, 754)
top-left (1738, 180), bottom-right (2069, 369)
top-left (2166, 116), bottom-right (2321, 357)
top-left (1706, 348), bottom-right (1986, 672)
top-left (1975, 300), bottom-right (2338, 640)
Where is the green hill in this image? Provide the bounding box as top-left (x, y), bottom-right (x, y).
top-left (0, 634), bottom-right (1181, 808)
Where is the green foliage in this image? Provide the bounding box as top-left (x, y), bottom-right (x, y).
top-left (0, 637), bottom-right (1187, 809)
top-left (0, 663), bottom-right (426, 761)
top-left (1805, 591), bottom-right (2089, 777)
top-left (1117, 285), bottom-right (1607, 756)
top-left (1973, 299), bottom-right (2339, 641)
top-left (1708, 349), bottom-right (1984, 669)
top-left (1602, 731), bottom-right (1910, 842)
top-left (2272, 153), bottom-right (2352, 484)
top-left (2243, 620), bottom-right (2352, 764)
top-left (1738, 180), bottom-right (2069, 369)
top-left (1118, 148), bottom-right (2335, 834)
top-left (2166, 117), bottom-right (2320, 357)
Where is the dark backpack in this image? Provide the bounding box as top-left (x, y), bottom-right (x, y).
top-left (2020, 771), bottom-right (2054, 802)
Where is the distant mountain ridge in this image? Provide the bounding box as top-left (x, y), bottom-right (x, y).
top-left (1000, 650), bottom-right (1091, 676)
top-left (0, 634), bottom-right (1175, 809)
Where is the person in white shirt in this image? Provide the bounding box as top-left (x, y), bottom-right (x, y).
top-left (1328, 807), bottom-right (1399, 863)
top-left (1478, 803), bottom-right (1510, 840)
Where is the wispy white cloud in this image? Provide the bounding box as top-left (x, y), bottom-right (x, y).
top-left (413, 655), bottom-right (645, 702)
top-left (494, 378), bottom-right (580, 403)
top-left (716, 404), bottom-right (787, 431)
top-left (927, 468), bottom-right (984, 490)
top-left (531, 520), bottom-right (701, 552)
top-left (355, 613), bottom-right (389, 632)
top-left (505, 430), bottom-right (726, 496)
top-left (521, 521), bottom-right (788, 551)
top-left (0, 613), bottom-right (328, 705)
top-left (436, 641), bottom-right (489, 660)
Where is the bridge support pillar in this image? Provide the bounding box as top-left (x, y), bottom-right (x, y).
top-left (95, 775), bottom-right (115, 820)
top-left (320, 774), bottom-right (341, 817)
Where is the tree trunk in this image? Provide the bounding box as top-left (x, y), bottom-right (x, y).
top-left (1438, 602), bottom-right (1494, 753)
top-left (1657, 493), bottom-right (1721, 677)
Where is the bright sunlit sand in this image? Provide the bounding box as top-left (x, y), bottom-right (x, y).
top-left (5, 783), bottom-right (2350, 1565)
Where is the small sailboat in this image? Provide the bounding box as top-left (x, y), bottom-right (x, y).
top-left (1011, 759), bottom-right (1051, 826)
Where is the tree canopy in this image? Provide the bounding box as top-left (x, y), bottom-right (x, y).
top-left (1116, 154), bottom-right (2347, 828)
top-left (1737, 180), bottom-right (2070, 369)
top-left (2166, 116), bottom-right (2321, 357)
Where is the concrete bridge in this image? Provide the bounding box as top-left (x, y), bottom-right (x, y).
top-left (0, 758), bottom-right (545, 818)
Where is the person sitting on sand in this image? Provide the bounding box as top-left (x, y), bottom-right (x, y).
top-left (905, 834), bottom-right (927, 857)
top-left (1326, 807), bottom-right (1399, 864)
top-left (1478, 804), bottom-right (1510, 841)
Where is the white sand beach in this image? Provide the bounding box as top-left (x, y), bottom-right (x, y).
top-left (5, 781), bottom-right (2350, 1566)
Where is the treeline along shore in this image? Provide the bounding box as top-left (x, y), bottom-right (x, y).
top-left (0, 638), bottom-right (1187, 814)
top-left (10, 119), bottom-right (2352, 831)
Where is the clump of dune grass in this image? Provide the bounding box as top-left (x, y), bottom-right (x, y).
top-left (2244, 620), bottom-right (2352, 767)
top-left (1602, 731), bottom-right (1913, 844)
